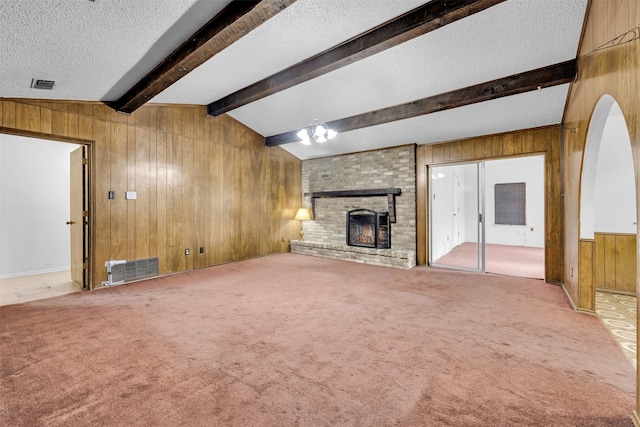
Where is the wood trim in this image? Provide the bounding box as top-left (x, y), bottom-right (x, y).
top-left (305, 188), bottom-right (401, 223)
top-left (579, 239), bottom-right (596, 310)
top-left (632, 410), bottom-right (640, 427)
top-left (266, 60), bottom-right (577, 146)
top-left (208, 0), bottom-right (506, 116)
top-left (593, 232), bottom-right (637, 236)
top-left (560, 0), bottom-right (592, 123)
top-left (111, 0), bottom-right (295, 114)
top-left (0, 126), bottom-right (93, 145)
top-left (304, 188), bottom-right (401, 198)
top-left (416, 125), bottom-right (563, 283)
top-left (561, 283), bottom-right (579, 311)
top-left (0, 125), bottom-right (95, 293)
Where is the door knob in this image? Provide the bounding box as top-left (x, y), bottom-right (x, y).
top-left (66, 221), bottom-right (76, 225)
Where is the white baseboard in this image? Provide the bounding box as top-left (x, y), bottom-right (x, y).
top-left (0, 266), bottom-right (70, 280)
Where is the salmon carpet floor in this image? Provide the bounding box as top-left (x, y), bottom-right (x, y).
top-left (0, 253), bottom-right (635, 426)
top-left (435, 242), bottom-right (545, 279)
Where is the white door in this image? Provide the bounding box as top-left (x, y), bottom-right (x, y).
top-left (69, 146), bottom-right (87, 288)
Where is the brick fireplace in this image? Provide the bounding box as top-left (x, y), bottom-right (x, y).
top-left (290, 145), bottom-right (416, 269)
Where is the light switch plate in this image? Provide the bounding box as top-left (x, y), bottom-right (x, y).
top-left (125, 191), bottom-right (137, 200)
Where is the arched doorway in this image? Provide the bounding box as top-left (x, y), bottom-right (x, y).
top-left (580, 94), bottom-right (636, 367)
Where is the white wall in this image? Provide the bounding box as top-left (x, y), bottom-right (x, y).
top-left (430, 156), bottom-right (545, 258)
top-left (460, 164), bottom-right (479, 244)
top-left (0, 134), bottom-right (80, 278)
top-left (483, 156), bottom-right (545, 248)
top-left (593, 109), bottom-right (636, 233)
top-left (430, 165), bottom-right (456, 259)
top-left (430, 164), bottom-right (476, 259)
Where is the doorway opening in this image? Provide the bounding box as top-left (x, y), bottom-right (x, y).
top-left (0, 133), bottom-right (89, 305)
top-left (429, 155), bottom-right (545, 279)
top-left (581, 94), bottom-right (636, 368)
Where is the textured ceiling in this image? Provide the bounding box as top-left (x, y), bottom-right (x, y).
top-left (282, 84), bottom-right (571, 159)
top-left (153, 0), bottom-right (427, 105)
top-left (0, 0), bottom-right (588, 160)
top-left (226, 0), bottom-right (585, 135)
top-left (0, 0), bottom-right (228, 101)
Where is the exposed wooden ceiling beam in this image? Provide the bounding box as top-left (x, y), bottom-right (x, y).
top-left (110, 0), bottom-right (296, 114)
top-left (208, 0), bottom-right (507, 117)
top-left (265, 59), bottom-right (577, 146)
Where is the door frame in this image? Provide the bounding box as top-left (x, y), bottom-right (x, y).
top-left (427, 154), bottom-right (546, 276)
top-left (579, 94), bottom-right (636, 310)
top-left (428, 161), bottom-right (486, 272)
top-left (0, 126), bottom-right (94, 290)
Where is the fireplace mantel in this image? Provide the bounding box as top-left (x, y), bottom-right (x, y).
top-left (304, 188), bottom-right (401, 222)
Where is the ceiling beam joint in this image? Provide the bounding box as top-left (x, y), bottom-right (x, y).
top-left (208, 0), bottom-right (506, 116)
top-left (110, 0), bottom-right (296, 114)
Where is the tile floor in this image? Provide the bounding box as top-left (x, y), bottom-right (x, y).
top-left (0, 270), bottom-right (81, 306)
top-left (595, 291), bottom-right (637, 368)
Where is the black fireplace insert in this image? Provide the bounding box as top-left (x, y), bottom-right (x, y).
top-left (346, 209), bottom-right (390, 249)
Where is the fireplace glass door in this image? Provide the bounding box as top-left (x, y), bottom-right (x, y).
top-left (347, 209), bottom-right (390, 249)
top-left (429, 162), bottom-right (485, 271)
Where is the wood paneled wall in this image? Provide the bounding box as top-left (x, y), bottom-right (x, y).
top-left (0, 98), bottom-right (301, 289)
top-left (578, 239), bottom-right (595, 309)
top-left (562, 0), bottom-right (640, 312)
top-left (594, 232), bottom-right (637, 294)
top-left (559, 1), bottom-right (640, 417)
top-left (416, 125), bottom-right (563, 282)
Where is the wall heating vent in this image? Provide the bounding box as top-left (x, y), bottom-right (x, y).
top-left (103, 257), bottom-right (159, 286)
top-left (30, 79), bottom-right (55, 90)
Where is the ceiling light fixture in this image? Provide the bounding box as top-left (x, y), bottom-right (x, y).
top-left (296, 119), bottom-right (337, 145)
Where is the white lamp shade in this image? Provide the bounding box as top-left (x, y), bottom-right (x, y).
top-left (294, 208), bottom-right (312, 221)
top-left (298, 121), bottom-right (336, 145)
top-left (297, 129), bottom-right (311, 145)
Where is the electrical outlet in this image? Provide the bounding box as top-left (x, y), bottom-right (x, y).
top-left (199, 247), bottom-right (204, 254)
top-left (570, 267), bottom-right (574, 278)
top-left (185, 248), bottom-right (190, 255)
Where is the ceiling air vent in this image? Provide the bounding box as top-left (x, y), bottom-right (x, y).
top-left (30, 79), bottom-right (55, 90)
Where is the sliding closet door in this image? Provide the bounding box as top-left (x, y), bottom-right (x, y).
top-left (429, 162), bottom-right (484, 271)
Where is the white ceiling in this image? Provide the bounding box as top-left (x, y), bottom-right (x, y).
top-left (0, 0), bottom-right (588, 160)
